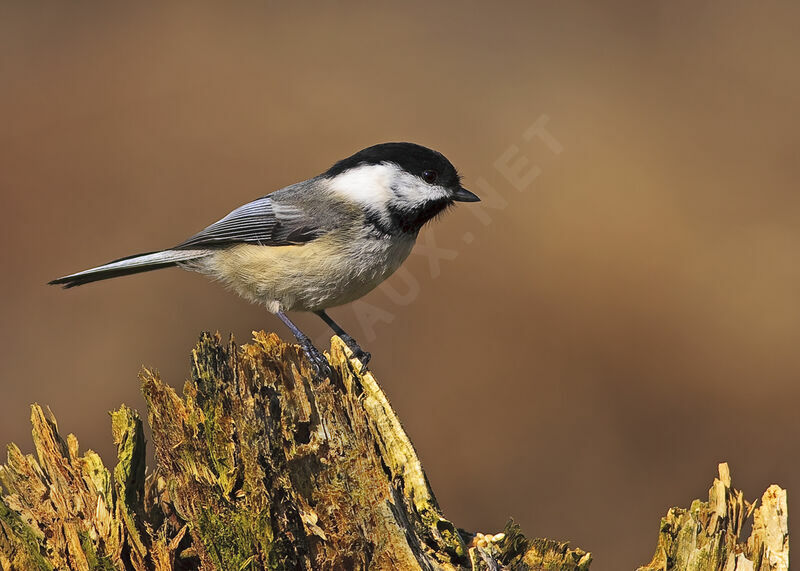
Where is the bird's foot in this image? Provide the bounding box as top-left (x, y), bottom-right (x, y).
top-left (339, 334), bottom-right (371, 373)
top-left (299, 340), bottom-right (332, 379)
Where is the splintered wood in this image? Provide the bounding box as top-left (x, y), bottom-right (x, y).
top-left (0, 333), bottom-right (787, 570)
top-left (639, 463), bottom-right (788, 571)
top-left (0, 332), bottom-right (590, 570)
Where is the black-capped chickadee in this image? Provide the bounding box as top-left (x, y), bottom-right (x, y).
top-left (50, 142), bottom-right (480, 375)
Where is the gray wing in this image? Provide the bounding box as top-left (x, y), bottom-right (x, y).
top-left (174, 196), bottom-right (324, 249)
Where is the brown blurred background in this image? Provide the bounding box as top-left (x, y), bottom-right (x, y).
top-left (2, 1), bottom-right (799, 568)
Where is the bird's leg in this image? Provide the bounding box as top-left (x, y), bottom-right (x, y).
top-left (276, 310), bottom-right (331, 379)
top-left (314, 310), bottom-right (371, 371)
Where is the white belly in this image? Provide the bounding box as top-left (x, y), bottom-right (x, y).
top-left (191, 233), bottom-right (416, 313)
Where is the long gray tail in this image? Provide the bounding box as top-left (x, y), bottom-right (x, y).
top-left (49, 249), bottom-right (209, 289)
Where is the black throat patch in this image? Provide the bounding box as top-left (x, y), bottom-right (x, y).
top-left (365, 198), bottom-right (452, 236)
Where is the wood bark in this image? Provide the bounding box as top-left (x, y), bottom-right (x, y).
top-left (0, 332), bottom-right (787, 570)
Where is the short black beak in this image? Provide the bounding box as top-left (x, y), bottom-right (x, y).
top-left (452, 187), bottom-right (480, 202)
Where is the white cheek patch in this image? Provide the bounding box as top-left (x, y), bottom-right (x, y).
top-left (327, 163), bottom-right (398, 208)
top-left (327, 162), bottom-right (451, 220)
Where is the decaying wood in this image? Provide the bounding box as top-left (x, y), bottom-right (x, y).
top-left (638, 463), bottom-right (788, 571)
top-left (0, 332), bottom-right (787, 570)
top-left (0, 332), bottom-right (589, 570)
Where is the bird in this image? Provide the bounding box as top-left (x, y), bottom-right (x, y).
top-left (49, 142), bottom-right (480, 376)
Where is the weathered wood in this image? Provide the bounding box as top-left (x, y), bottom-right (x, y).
top-left (638, 463), bottom-right (788, 571)
top-left (0, 332), bottom-right (589, 570)
top-left (0, 332), bottom-right (788, 570)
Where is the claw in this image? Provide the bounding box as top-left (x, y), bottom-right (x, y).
top-left (354, 351), bottom-right (371, 374)
top-left (340, 334), bottom-right (371, 373)
top-left (299, 340), bottom-right (332, 379)
top-left (314, 311), bottom-right (372, 374)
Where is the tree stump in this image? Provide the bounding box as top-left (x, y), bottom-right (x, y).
top-left (0, 332), bottom-right (788, 570)
top-left (638, 463), bottom-right (788, 571)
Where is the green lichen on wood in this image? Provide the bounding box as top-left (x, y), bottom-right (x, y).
top-left (140, 331), bottom-right (450, 569)
top-left (0, 332), bottom-right (790, 570)
top-left (0, 406), bottom-right (121, 570)
top-left (111, 405), bottom-right (149, 560)
top-left (0, 403), bottom-right (189, 570)
top-left (194, 507), bottom-right (274, 570)
top-left (0, 496), bottom-right (53, 571)
top-left (493, 520), bottom-right (591, 571)
top-left (24, 331), bottom-right (800, 570)
top-left (638, 463), bottom-right (788, 571)
top-left (78, 529), bottom-right (117, 571)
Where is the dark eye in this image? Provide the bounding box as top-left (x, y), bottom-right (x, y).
top-left (422, 170), bottom-right (438, 184)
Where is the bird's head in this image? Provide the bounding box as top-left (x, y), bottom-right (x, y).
top-left (324, 142), bottom-right (479, 233)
